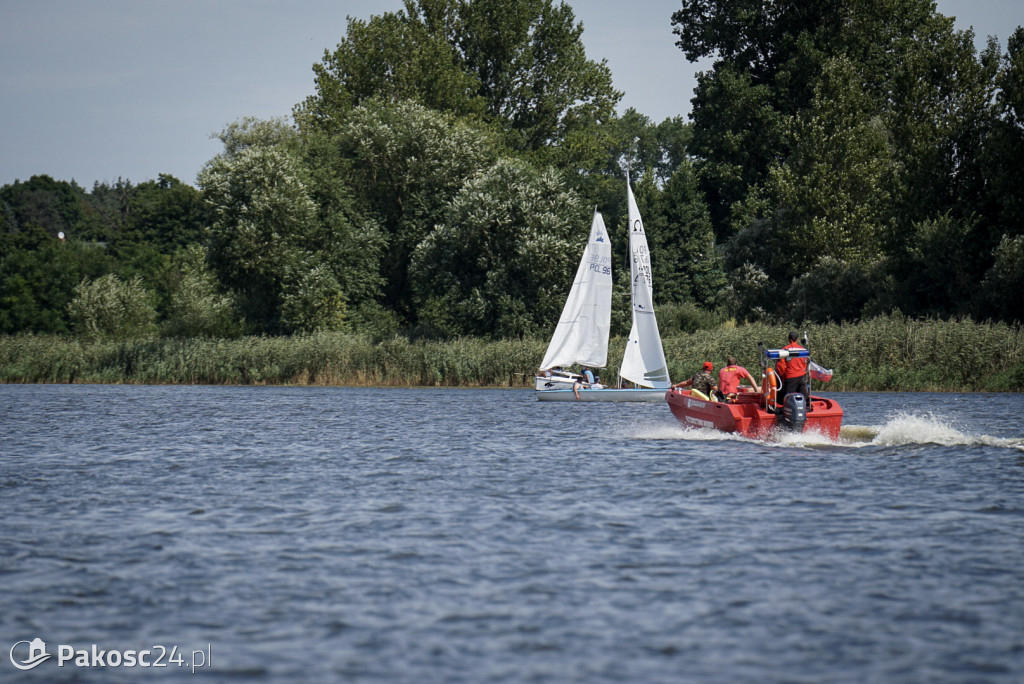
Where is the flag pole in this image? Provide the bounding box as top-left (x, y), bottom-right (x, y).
top-left (803, 329), bottom-right (811, 392)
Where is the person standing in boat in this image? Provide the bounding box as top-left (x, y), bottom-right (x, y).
top-left (672, 361), bottom-right (719, 399)
top-left (776, 331), bottom-right (809, 404)
top-left (718, 356), bottom-right (758, 402)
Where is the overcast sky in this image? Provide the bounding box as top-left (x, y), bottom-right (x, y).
top-left (0, 0), bottom-right (1020, 188)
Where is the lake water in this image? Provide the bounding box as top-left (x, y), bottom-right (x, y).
top-left (1, 385), bottom-right (1023, 683)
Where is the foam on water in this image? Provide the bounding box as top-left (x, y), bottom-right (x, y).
top-left (872, 411), bottom-right (973, 446)
top-left (631, 411), bottom-right (1024, 451)
top-left (622, 421), bottom-right (753, 443)
top-left (857, 412), bottom-right (1024, 450)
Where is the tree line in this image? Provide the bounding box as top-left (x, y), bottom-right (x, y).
top-left (2, 0), bottom-right (1022, 342)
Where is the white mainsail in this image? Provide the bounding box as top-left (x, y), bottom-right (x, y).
top-left (619, 180), bottom-right (671, 388)
top-left (539, 210), bottom-right (613, 371)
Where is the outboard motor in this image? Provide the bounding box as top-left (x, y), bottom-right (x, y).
top-left (781, 393), bottom-right (807, 432)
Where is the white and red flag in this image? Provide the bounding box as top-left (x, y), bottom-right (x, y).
top-left (809, 360), bottom-right (833, 382)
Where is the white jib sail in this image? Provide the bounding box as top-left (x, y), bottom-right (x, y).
top-left (539, 210), bottom-right (613, 370)
top-left (619, 180), bottom-right (671, 388)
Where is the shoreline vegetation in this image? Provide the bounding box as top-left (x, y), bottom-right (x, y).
top-left (1, 316), bottom-right (1022, 392)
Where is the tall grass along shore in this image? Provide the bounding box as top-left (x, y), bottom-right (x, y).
top-left (1, 316), bottom-right (1021, 392)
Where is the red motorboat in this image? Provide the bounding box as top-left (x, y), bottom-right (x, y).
top-left (665, 387), bottom-right (843, 440)
top-left (665, 343), bottom-right (843, 440)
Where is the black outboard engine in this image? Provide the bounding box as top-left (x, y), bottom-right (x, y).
top-left (781, 393), bottom-right (807, 432)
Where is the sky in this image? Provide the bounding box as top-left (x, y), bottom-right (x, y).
top-left (0, 0), bottom-right (1021, 189)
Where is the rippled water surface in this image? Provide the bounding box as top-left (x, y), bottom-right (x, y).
top-left (2, 386), bottom-right (1023, 682)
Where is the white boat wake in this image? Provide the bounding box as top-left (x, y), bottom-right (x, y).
top-left (628, 412), bottom-right (1024, 451)
top-left (837, 412), bottom-right (1024, 450)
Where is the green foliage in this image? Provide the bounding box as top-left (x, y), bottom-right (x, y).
top-left (457, 0), bottom-right (620, 153)
top-left (639, 164), bottom-right (725, 308)
top-left (297, 2), bottom-right (485, 131)
top-left (348, 300), bottom-right (402, 342)
top-left (983, 28), bottom-right (1024, 249)
top-left (214, 116), bottom-right (299, 156)
top-left (0, 228), bottom-right (111, 334)
top-left (0, 332), bottom-right (547, 387)
top-left (279, 264), bottom-right (347, 333)
top-left (657, 314), bottom-right (1024, 392)
top-left (656, 302), bottom-right (728, 335)
top-left (732, 57), bottom-right (896, 281)
top-left (893, 213), bottom-right (978, 316)
top-left (298, 0), bottom-right (620, 162)
top-left (330, 100), bottom-right (500, 319)
top-left (677, 0), bottom-right (1023, 324)
top-left (3, 317), bottom-right (1020, 391)
top-left (0, 174), bottom-right (83, 238)
top-left (688, 64), bottom-right (786, 235)
top-left (163, 246), bottom-right (241, 338)
top-left (784, 257), bottom-right (894, 323)
top-left (67, 274), bottom-right (157, 340)
top-left (119, 175), bottom-right (209, 250)
top-left (292, 130), bottom-right (386, 314)
top-left (0, 174), bottom-right (209, 335)
top-left (199, 118), bottom-right (378, 334)
top-left (3, 0), bottom-right (1024, 339)
top-left (882, 11), bottom-right (998, 234)
top-left (80, 178), bottom-right (132, 242)
top-left (721, 261), bottom-right (778, 324)
top-left (981, 234), bottom-right (1024, 322)
top-left (410, 158), bottom-right (588, 337)
top-left (0, 174), bottom-right (208, 251)
top-left (679, 1), bottom-right (1007, 282)
top-left (200, 140), bottom-right (313, 330)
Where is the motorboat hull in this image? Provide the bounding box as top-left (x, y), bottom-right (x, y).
top-left (666, 388), bottom-right (843, 439)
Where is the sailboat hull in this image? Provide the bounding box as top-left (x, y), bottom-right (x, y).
top-left (534, 373), bottom-right (580, 391)
top-left (535, 388), bottom-right (667, 402)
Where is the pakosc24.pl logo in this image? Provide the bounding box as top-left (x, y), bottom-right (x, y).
top-left (10, 638), bottom-right (51, 670)
top-left (10, 638), bottom-right (211, 673)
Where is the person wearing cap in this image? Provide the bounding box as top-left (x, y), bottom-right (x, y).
top-left (718, 356), bottom-right (758, 402)
top-left (672, 361), bottom-right (718, 399)
top-left (776, 331), bottom-right (809, 404)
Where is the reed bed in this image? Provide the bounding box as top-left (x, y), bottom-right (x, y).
top-left (655, 316), bottom-right (1024, 392)
top-left (0, 333), bottom-right (547, 387)
top-left (1, 315), bottom-right (1021, 391)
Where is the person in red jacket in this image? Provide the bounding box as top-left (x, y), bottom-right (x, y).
top-left (777, 331), bottom-right (809, 404)
top-left (718, 356), bottom-right (758, 402)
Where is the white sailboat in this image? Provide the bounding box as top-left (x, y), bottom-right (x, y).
top-left (535, 181), bottom-right (671, 401)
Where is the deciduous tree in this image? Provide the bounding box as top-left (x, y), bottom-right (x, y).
top-left (200, 119), bottom-right (375, 333)
top-left (298, 0), bottom-right (619, 161)
top-left (410, 158), bottom-right (588, 337)
top-left (67, 273), bottom-right (157, 339)
top-left (330, 100), bottom-right (500, 320)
